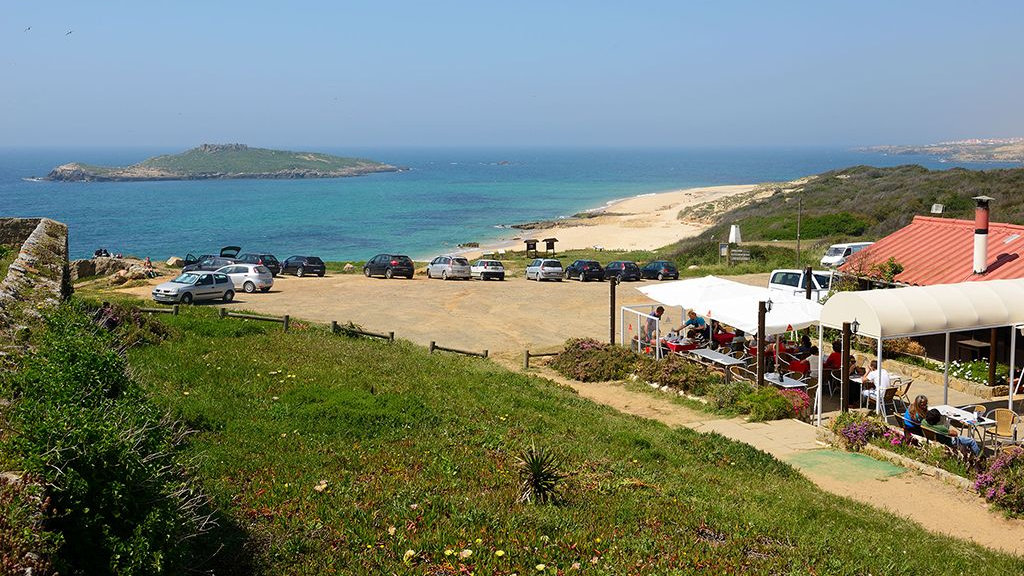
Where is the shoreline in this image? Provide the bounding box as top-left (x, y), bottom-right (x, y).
top-left (453, 183), bottom-right (758, 260)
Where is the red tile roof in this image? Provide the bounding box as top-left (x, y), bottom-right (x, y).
top-left (840, 215), bottom-right (1024, 286)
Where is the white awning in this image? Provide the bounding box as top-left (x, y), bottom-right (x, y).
top-left (637, 275), bottom-right (822, 336)
top-left (819, 278), bottom-right (1024, 339)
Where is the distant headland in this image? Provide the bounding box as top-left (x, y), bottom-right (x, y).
top-left (859, 138), bottom-right (1024, 164)
top-left (44, 143), bottom-right (401, 182)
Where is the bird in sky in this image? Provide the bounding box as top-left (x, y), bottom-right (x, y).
top-left (65, 30), bottom-right (73, 36)
top-left (24, 26), bottom-right (31, 32)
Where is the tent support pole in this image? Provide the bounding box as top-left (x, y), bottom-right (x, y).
top-left (841, 323), bottom-right (851, 413)
top-left (1010, 327), bottom-right (1017, 411)
top-left (943, 333), bottom-right (950, 405)
top-left (816, 324), bottom-right (824, 426)
top-left (877, 337), bottom-right (884, 420)
top-left (756, 302), bottom-right (766, 388)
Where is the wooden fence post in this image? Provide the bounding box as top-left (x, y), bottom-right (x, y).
top-left (429, 341), bottom-right (436, 353)
top-left (483, 350), bottom-right (488, 358)
top-left (172, 304), bottom-right (179, 316)
top-left (283, 315), bottom-right (290, 332)
top-left (388, 331), bottom-right (395, 341)
top-left (219, 307), bottom-right (227, 318)
top-left (524, 349), bottom-right (530, 369)
top-left (331, 320), bottom-right (338, 333)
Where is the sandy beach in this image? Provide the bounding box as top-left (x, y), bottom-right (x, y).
top-left (462, 184), bottom-right (756, 258)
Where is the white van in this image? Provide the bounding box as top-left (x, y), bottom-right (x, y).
top-left (820, 242), bottom-right (873, 268)
top-left (768, 269), bottom-right (834, 302)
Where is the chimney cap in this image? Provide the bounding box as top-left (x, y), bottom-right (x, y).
top-left (973, 195), bottom-right (995, 203)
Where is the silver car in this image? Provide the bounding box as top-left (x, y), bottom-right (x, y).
top-left (151, 271), bottom-right (235, 304)
top-left (426, 255), bottom-right (472, 280)
top-left (215, 263), bottom-right (274, 293)
top-left (525, 258), bottom-right (564, 281)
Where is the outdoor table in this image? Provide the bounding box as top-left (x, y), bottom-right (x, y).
top-left (663, 338), bottom-right (699, 354)
top-left (934, 404), bottom-right (997, 446)
top-left (689, 348), bottom-right (745, 384)
top-left (956, 338), bottom-right (989, 362)
top-left (712, 332), bottom-right (735, 347)
top-left (764, 372), bottom-right (807, 390)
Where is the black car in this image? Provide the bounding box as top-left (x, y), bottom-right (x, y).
top-left (640, 260), bottom-right (679, 281)
top-left (364, 254), bottom-right (415, 279)
top-left (182, 255), bottom-right (240, 272)
top-left (604, 261), bottom-right (641, 282)
top-left (238, 253), bottom-right (282, 276)
top-left (564, 259), bottom-right (605, 281)
top-left (280, 255), bottom-right (326, 277)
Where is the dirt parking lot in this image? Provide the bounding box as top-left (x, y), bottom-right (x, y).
top-left (117, 272), bottom-right (770, 358)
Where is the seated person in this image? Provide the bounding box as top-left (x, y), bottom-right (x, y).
top-left (804, 346), bottom-right (820, 380)
top-left (903, 395), bottom-right (929, 435)
top-left (730, 329), bottom-right (747, 352)
top-left (823, 341), bottom-right (842, 371)
top-left (679, 310), bottom-right (707, 340)
top-left (795, 334), bottom-right (813, 358)
top-left (923, 408), bottom-right (980, 455)
top-left (860, 359), bottom-right (892, 404)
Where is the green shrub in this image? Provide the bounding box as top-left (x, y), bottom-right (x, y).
top-left (0, 474), bottom-right (58, 576)
top-left (2, 305), bottom-right (215, 575)
top-left (633, 354), bottom-right (718, 394)
top-left (550, 338), bottom-right (638, 381)
top-left (975, 447), bottom-right (1024, 515)
top-left (707, 380), bottom-right (754, 412)
top-left (741, 387), bottom-right (796, 422)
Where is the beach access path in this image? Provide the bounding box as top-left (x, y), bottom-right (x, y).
top-left (518, 365), bottom-right (1024, 556)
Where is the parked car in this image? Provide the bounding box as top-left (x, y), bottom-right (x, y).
top-left (151, 271), bottom-right (235, 304)
top-left (280, 255), bottom-right (326, 277)
top-left (640, 260), bottom-right (679, 281)
top-left (182, 255), bottom-right (240, 272)
top-left (220, 245), bottom-right (241, 258)
top-left (238, 253), bottom-right (281, 276)
top-left (820, 242), bottom-right (873, 268)
top-left (215, 263), bottom-right (274, 293)
top-left (768, 268), bottom-right (833, 301)
top-left (183, 246), bottom-right (241, 268)
top-left (564, 259), bottom-right (605, 281)
top-left (470, 259), bottom-right (505, 280)
top-left (525, 258), bottom-right (564, 281)
top-left (604, 261), bottom-right (641, 282)
top-left (426, 255), bottom-right (472, 280)
top-left (364, 254), bottom-right (415, 279)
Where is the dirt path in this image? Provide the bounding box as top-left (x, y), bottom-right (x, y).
top-left (514, 362), bottom-right (1024, 556)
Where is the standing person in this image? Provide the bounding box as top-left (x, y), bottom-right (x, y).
top-left (644, 306), bottom-right (665, 343)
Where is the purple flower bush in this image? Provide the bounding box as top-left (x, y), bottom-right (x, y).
top-left (974, 447), bottom-right (1024, 514)
top-left (829, 412), bottom-right (885, 451)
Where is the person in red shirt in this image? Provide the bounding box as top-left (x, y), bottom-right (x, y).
top-left (823, 341), bottom-right (842, 370)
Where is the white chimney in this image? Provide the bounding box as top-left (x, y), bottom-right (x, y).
top-left (973, 196), bottom-right (993, 274)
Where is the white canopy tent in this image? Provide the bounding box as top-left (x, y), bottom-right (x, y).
top-left (637, 276), bottom-right (822, 337)
top-left (818, 278), bottom-right (1024, 424)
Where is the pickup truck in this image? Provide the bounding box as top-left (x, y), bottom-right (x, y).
top-left (767, 269), bottom-right (834, 302)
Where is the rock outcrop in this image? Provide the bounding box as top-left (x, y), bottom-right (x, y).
top-left (0, 218), bottom-right (71, 343)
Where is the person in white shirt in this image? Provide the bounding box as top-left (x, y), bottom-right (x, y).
top-left (806, 346), bottom-right (820, 380)
top-left (861, 360), bottom-right (892, 407)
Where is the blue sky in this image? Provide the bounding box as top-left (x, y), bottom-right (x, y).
top-left (3, 1), bottom-right (1022, 148)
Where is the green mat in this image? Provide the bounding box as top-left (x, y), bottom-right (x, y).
top-left (786, 449), bottom-right (906, 481)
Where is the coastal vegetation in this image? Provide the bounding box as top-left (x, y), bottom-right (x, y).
top-left (45, 143), bottom-right (398, 182)
top-left (684, 164), bottom-right (1024, 244)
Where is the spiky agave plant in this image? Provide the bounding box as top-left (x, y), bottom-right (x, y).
top-left (516, 444), bottom-right (566, 505)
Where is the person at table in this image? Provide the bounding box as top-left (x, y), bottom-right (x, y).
top-left (845, 356), bottom-right (866, 409)
top-left (679, 310), bottom-right (707, 340)
top-left (644, 306), bottom-right (665, 344)
top-left (730, 329), bottom-right (747, 353)
top-left (805, 346), bottom-right (820, 380)
top-left (923, 408), bottom-right (980, 455)
top-left (861, 359), bottom-right (891, 392)
top-left (796, 334), bottom-right (813, 358)
top-left (903, 395), bottom-right (929, 435)
top-left (823, 341), bottom-right (842, 370)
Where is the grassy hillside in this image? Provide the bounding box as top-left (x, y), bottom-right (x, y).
top-left (685, 164), bottom-right (1024, 244)
top-left (121, 306), bottom-right (1024, 574)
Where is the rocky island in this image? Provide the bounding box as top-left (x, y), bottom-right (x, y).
top-left (45, 143), bottom-right (400, 182)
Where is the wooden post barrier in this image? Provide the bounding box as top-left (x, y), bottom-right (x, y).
top-left (138, 306), bottom-right (179, 315)
top-left (430, 341), bottom-right (488, 358)
top-left (523, 349), bottom-right (560, 369)
top-left (330, 321), bottom-right (395, 341)
top-left (216, 308), bottom-right (290, 331)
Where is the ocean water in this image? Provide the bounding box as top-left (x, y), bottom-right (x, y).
top-left (0, 147), bottom-right (1015, 261)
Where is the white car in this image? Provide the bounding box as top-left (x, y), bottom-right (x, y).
top-left (525, 258), bottom-right (564, 281)
top-left (215, 263), bottom-right (274, 293)
top-left (151, 271), bottom-right (234, 304)
top-left (768, 269), bottom-right (833, 301)
top-left (471, 259), bottom-right (505, 280)
top-left (426, 255), bottom-right (472, 280)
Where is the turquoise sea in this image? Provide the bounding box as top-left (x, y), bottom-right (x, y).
top-left (0, 147), bottom-right (1015, 261)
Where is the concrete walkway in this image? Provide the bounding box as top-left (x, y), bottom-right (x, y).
top-left (521, 366), bottom-right (1024, 556)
